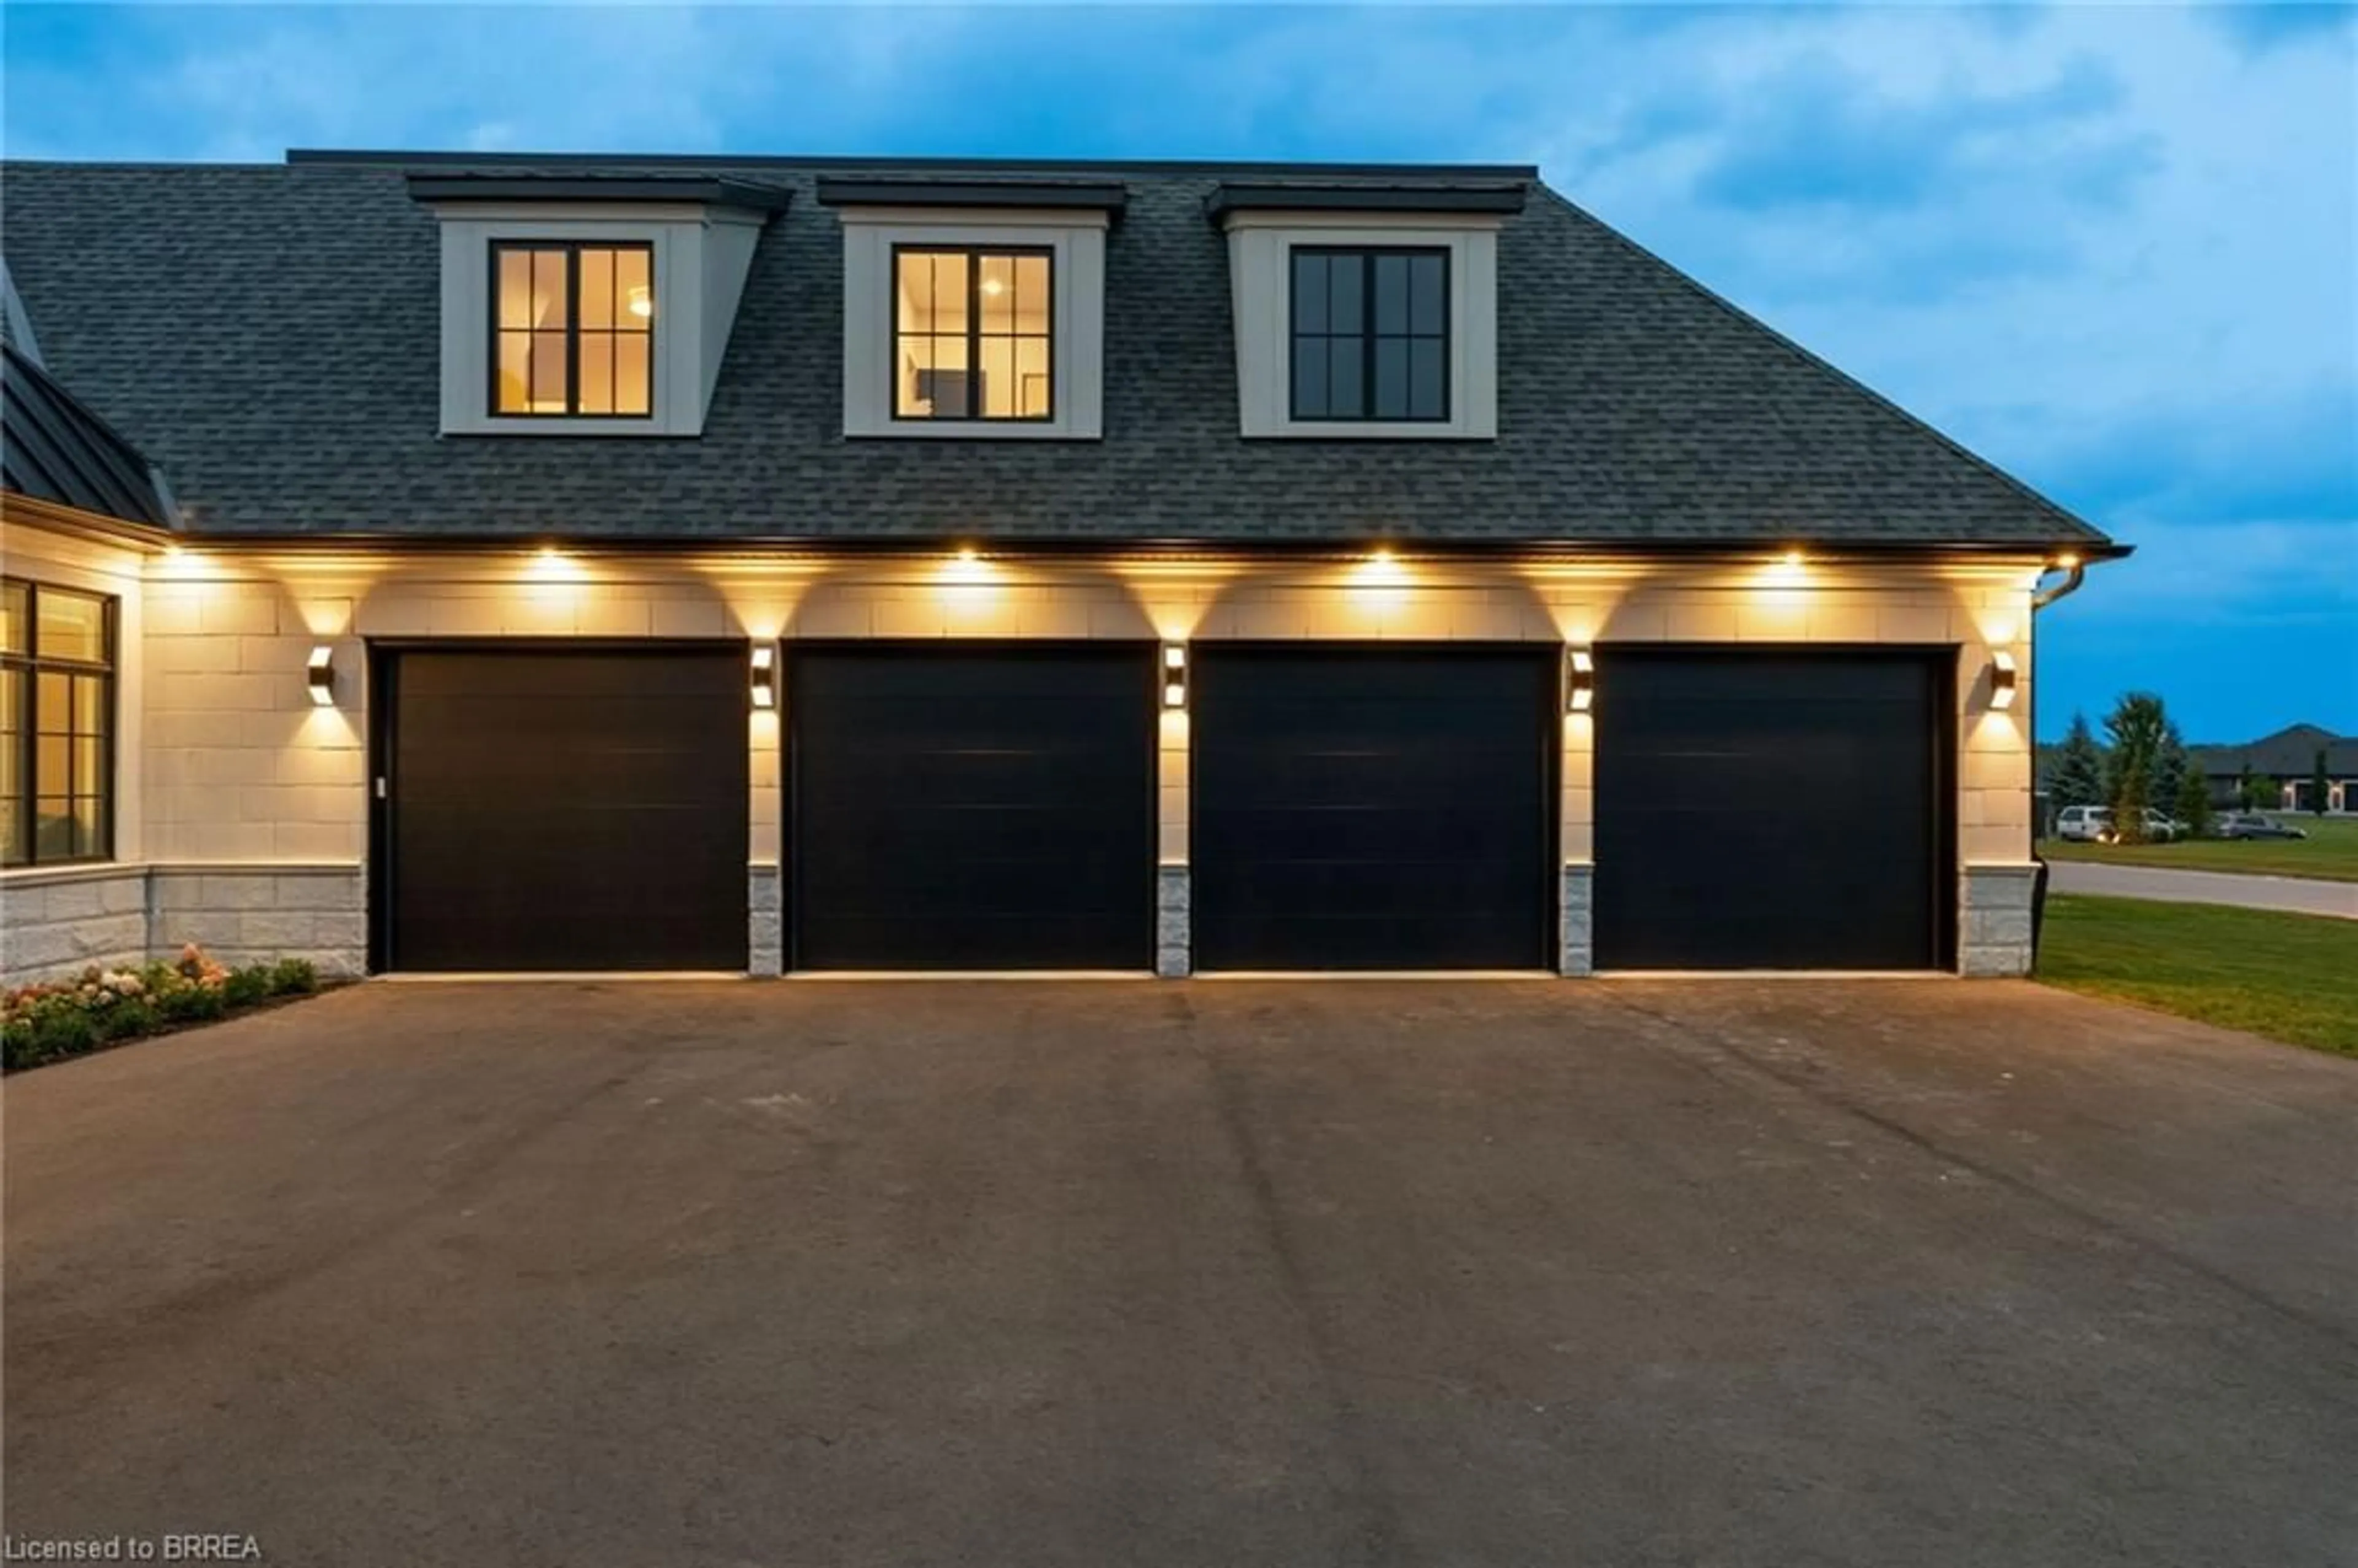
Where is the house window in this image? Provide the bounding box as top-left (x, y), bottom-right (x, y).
top-left (490, 242), bottom-right (654, 417)
top-left (893, 247), bottom-right (1054, 421)
top-left (1290, 247), bottom-right (1449, 422)
top-left (1, 579), bottom-right (115, 867)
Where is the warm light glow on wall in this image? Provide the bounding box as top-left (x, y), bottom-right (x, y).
top-left (1347, 546), bottom-right (1413, 612)
top-left (1356, 546), bottom-right (1408, 586)
top-left (527, 545), bottom-right (585, 582)
top-left (940, 546), bottom-right (996, 588)
top-left (1761, 549), bottom-right (1808, 588)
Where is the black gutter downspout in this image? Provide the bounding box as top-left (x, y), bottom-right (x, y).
top-left (2026, 556), bottom-right (2091, 967)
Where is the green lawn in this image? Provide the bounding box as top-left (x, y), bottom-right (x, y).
top-left (2037, 895), bottom-right (2358, 1057)
top-left (2039, 815), bottom-right (2358, 883)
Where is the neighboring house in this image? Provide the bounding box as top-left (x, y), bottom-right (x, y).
top-left (2190, 724), bottom-right (2358, 813)
top-left (0, 151), bottom-right (2123, 985)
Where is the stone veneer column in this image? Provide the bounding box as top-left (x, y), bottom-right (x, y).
top-left (749, 866), bottom-right (783, 977)
top-left (1559, 863), bottom-right (1595, 977)
top-left (1959, 864), bottom-right (2039, 977)
top-left (1156, 865), bottom-right (1190, 978)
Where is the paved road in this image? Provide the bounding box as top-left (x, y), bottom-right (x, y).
top-left (2047, 859), bottom-right (2358, 918)
top-left (7, 980), bottom-right (2356, 1567)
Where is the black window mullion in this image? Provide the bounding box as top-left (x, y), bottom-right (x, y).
top-left (1360, 254), bottom-right (1378, 421)
top-left (564, 248), bottom-right (582, 417)
top-left (967, 253), bottom-right (983, 422)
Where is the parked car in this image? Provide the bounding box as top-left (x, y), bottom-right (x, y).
top-left (2056, 805), bottom-right (2112, 842)
top-left (2216, 812), bottom-right (2308, 840)
top-left (2056, 805), bottom-right (2183, 844)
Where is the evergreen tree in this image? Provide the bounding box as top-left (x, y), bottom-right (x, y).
top-left (2050, 712), bottom-right (2106, 808)
top-left (2174, 763), bottom-right (2214, 839)
top-left (2154, 721), bottom-right (2189, 824)
top-left (2236, 762), bottom-right (2260, 812)
top-left (2311, 748), bottom-right (2332, 817)
top-left (2104, 692), bottom-right (2168, 843)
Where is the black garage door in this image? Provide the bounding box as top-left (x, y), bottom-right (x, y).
top-left (790, 645), bottom-right (1155, 969)
top-left (1193, 646), bottom-right (1555, 970)
top-left (1594, 649), bottom-right (1951, 971)
top-left (378, 648), bottom-right (749, 972)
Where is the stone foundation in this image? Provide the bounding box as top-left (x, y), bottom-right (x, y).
top-left (1559, 863), bottom-right (1594, 977)
top-left (1961, 863), bottom-right (2041, 977)
top-left (2, 863), bottom-right (365, 984)
top-left (0, 867), bottom-right (152, 982)
top-left (1156, 865), bottom-right (1190, 978)
top-left (749, 865), bottom-right (783, 977)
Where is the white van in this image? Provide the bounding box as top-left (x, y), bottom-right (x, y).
top-left (2056, 805), bottom-right (2112, 842)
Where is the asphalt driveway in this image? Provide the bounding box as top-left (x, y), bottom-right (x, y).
top-left (6, 979), bottom-right (2356, 1567)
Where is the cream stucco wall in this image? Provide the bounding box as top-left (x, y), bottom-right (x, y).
top-left (2, 529), bottom-right (2045, 981)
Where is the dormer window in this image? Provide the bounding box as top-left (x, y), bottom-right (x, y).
top-left (893, 247), bottom-right (1054, 422)
top-left (820, 177), bottom-right (1121, 441)
top-left (1290, 247), bottom-right (1449, 423)
top-left (410, 174), bottom-right (789, 438)
top-left (491, 242), bottom-right (655, 418)
top-left (1209, 180), bottom-right (1524, 440)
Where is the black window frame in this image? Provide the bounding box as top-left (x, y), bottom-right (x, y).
top-left (1288, 245), bottom-right (1453, 424)
top-left (486, 240), bottom-right (657, 421)
top-left (889, 243), bottom-right (1058, 424)
top-left (1, 578), bottom-right (117, 869)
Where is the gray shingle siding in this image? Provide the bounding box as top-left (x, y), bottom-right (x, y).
top-left (0, 156), bottom-right (2112, 549)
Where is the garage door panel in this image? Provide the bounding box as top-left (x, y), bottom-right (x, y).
top-left (1595, 650), bottom-right (1948, 971)
top-left (791, 645), bottom-right (1155, 970)
top-left (1194, 646), bottom-right (1554, 971)
top-left (385, 649), bottom-right (749, 972)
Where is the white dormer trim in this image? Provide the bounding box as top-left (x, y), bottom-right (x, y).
top-left (420, 200), bottom-right (770, 438)
top-left (1221, 210), bottom-right (1501, 441)
top-left (836, 206), bottom-right (1107, 441)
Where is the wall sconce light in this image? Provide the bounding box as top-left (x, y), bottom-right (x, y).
top-left (1989, 648), bottom-right (2018, 710)
top-left (306, 645), bottom-right (335, 707)
top-left (1565, 647), bottom-right (1595, 713)
top-left (1161, 642), bottom-right (1189, 710)
top-left (750, 643), bottom-right (777, 710)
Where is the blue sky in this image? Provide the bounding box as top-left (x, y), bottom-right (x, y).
top-left (6, 2), bottom-right (2352, 741)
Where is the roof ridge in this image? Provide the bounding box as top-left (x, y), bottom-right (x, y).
top-left (1527, 182), bottom-right (2107, 546)
top-left (285, 148), bottom-right (1543, 179)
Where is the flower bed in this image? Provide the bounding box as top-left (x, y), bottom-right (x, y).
top-left (3, 945), bottom-right (321, 1073)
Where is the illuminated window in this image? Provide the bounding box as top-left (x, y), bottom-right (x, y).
top-left (491, 242), bottom-right (654, 417)
top-left (1, 579), bottom-right (114, 867)
top-left (1290, 247), bottom-right (1449, 422)
top-left (893, 247), bottom-right (1053, 421)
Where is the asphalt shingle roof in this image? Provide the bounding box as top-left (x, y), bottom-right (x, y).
top-left (2, 340), bottom-right (174, 529)
top-left (0, 153), bottom-right (2113, 549)
top-left (2190, 725), bottom-right (2358, 778)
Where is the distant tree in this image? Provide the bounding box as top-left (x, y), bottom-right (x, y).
top-left (2311, 748), bottom-right (2332, 817)
top-left (2154, 721), bottom-right (2190, 823)
top-left (2236, 762), bottom-right (2260, 812)
top-left (2174, 764), bottom-right (2214, 839)
top-left (2049, 712), bottom-right (2106, 809)
top-left (2249, 774), bottom-right (2279, 813)
top-left (2104, 692), bottom-right (2169, 843)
